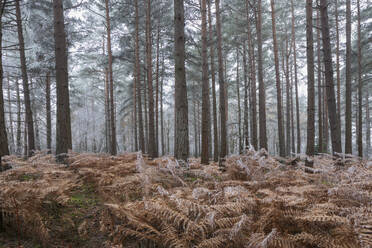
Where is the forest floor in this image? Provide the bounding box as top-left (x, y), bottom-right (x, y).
top-left (0, 150), bottom-right (371, 248)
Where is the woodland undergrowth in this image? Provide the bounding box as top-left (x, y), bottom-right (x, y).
top-left (0, 149), bottom-right (371, 248)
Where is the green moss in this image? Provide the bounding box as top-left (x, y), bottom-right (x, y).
top-left (68, 182), bottom-right (99, 208)
top-left (18, 173), bottom-right (40, 182)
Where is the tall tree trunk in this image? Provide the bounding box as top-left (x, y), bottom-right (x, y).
top-left (366, 91), bottom-right (370, 158)
top-left (160, 54), bottom-right (165, 155)
top-left (200, 0), bottom-right (210, 164)
top-left (243, 43), bottom-right (249, 149)
top-left (305, 0), bottom-right (315, 156)
top-left (193, 98), bottom-right (197, 157)
top-left (323, 74), bottom-right (329, 152)
top-left (290, 0), bottom-right (301, 153)
top-left (16, 78), bottom-right (21, 154)
top-left (245, 0), bottom-right (257, 150)
top-left (155, 24), bottom-right (160, 155)
top-left (6, 75), bottom-right (14, 153)
top-left (174, 0), bottom-right (189, 160)
top-left (197, 99), bottom-right (201, 157)
top-left (104, 67), bottom-right (111, 152)
top-left (146, 0), bottom-right (157, 158)
top-left (357, 0), bottom-right (362, 157)
top-left (30, 79), bottom-right (40, 151)
top-left (236, 48), bottom-right (242, 153)
top-left (0, 0), bottom-right (9, 163)
top-left (335, 0), bottom-right (341, 125)
top-left (316, 8), bottom-right (323, 153)
top-left (0, 2), bottom-right (6, 231)
top-left (133, 65), bottom-right (138, 151)
top-left (45, 73), bottom-right (52, 152)
top-left (53, 0), bottom-right (72, 155)
top-left (144, 74), bottom-right (148, 153)
top-left (270, 0), bottom-right (285, 157)
top-left (285, 35), bottom-right (291, 156)
top-left (23, 121), bottom-right (27, 157)
top-left (207, 0), bottom-right (218, 162)
top-left (319, 0), bottom-right (342, 154)
top-left (105, 0), bottom-right (116, 155)
top-left (135, 0), bottom-right (145, 153)
top-left (255, 0), bottom-right (267, 151)
top-left (215, 0), bottom-right (227, 161)
top-left (290, 63), bottom-right (295, 154)
top-left (16, 0), bottom-right (34, 157)
top-left (344, 0), bottom-right (352, 154)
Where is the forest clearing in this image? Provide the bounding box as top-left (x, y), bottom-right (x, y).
top-left (0, 150), bottom-right (371, 247)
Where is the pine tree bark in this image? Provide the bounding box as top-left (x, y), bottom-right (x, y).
top-left (135, 0), bottom-right (145, 153)
top-left (193, 98), bottom-right (197, 157)
top-left (155, 24), bottom-right (160, 155)
top-left (104, 67), bottom-right (111, 152)
top-left (290, 64), bottom-right (295, 154)
top-left (215, 0), bottom-right (227, 160)
top-left (270, 0), bottom-right (285, 157)
top-left (290, 0), bottom-right (301, 154)
top-left (305, 0), bottom-right (315, 156)
top-left (146, 0), bottom-right (157, 158)
top-left (245, 0), bottom-right (257, 150)
top-left (174, 0), bottom-right (189, 160)
top-left (316, 8), bottom-right (323, 153)
top-left (335, 0), bottom-right (341, 125)
top-left (344, 0), bottom-right (352, 154)
top-left (285, 35), bottom-right (291, 156)
top-left (160, 54), bottom-right (165, 155)
top-left (366, 91), bottom-right (370, 157)
top-left (16, 78), bottom-right (21, 154)
top-left (133, 65), bottom-right (138, 151)
top-left (357, 0), bottom-right (362, 157)
top-left (0, 3), bottom-right (5, 231)
top-left (46, 73), bottom-right (52, 152)
top-left (319, 0), bottom-right (342, 154)
top-left (144, 74), bottom-right (148, 153)
top-left (0, 0), bottom-right (9, 162)
top-left (236, 48), bottom-right (242, 153)
top-left (243, 43), bottom-right (249, 149)
top-left (207, 0), bottom-right (218, 162)
top-left (6, 75), bottom-right (14, 152)
top-left (105, 0), bottom-right (116, 155)
top-left (200, 0), bottom-right (210, 164)
top-left (53, 0), bottom-right (72, 155)
top-left (16, 0), bottom-right (34, 157)
top-left (30, 79), bottom-right (40, 151)
top-left (323, 75), bottom-right (329, 152)
top-left (256, 0), bottom-right (267, 151)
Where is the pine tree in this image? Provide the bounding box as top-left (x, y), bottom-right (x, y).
top-left (0, 0), bottom-right (9, 165)
top-left (53, 0), bottom-right (72, 155)
top-left (357, 0), bottom-right (363, 157)
top-left (207, 0), bottom-right (218, 162)
top-left (16, 0), bottom-right (35, 157)
top-left (174, 0), bottom-right (189, 161)
top-left (200, 0), bottom-right (210, 164)
top-left (105, 0), bottom-right (116, 155)
top-left (146, 0), bottom-right (157, 158)
top-left (215, 0), bottom-right (227, 161)
top-left (319, 0), bottom-right (342, 154)
top-left (270, 0), bottom-right (285, 157)
top-left (135, 0), bottom-right (145, 153)
top-left (305, 0), bottom-right (315, 156)
top-left (256, 0), bottom-right (267, 151)
top-left (344, 0), bottom-right (352, 154)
